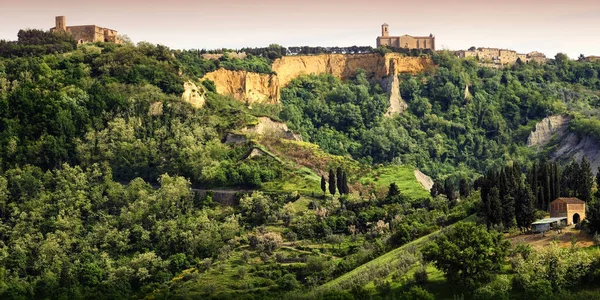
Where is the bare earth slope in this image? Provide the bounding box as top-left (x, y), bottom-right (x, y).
top-left (528, 115), bottom-right (600, 173)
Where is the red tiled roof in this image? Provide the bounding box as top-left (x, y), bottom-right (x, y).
top-left (551, 197), bottom-right (585, 205)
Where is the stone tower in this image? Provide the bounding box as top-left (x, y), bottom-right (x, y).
top-left (55, 16), bottom-right (66, 31)
top-left (381, 23), bottom-right (389, 37)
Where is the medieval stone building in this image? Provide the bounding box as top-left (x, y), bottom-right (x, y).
top-left (50, 16), bottom-right (120, 44)
top-left (549, 197), bottom-right (585, 225)
top-left (456, 47), bottom-right (547, 65)
top-left (376, 24), bottom-right (435, 51)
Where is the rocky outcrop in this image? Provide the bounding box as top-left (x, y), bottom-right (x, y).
top-left (201, 53), bottom-right (432, 104)
top-left (201, 69), bottom-right (279, 104)
top-left (526, 115), bottom-right (600, 174)
top-left (527, 115), bottom-right (571, 147)
top-left (181, 81), bottom-right (206, 108)
top-left (202, 52), bottom-right (247, 60)
top-left (552, 133), bottom-right (600, 174)
top-left (224, 133), bottom-right (248, 144)
top-left (272, 53), bottom-right (431, 87)
top-left (148, 102), bottom-right (163, 116)
top-left (383, 75), bottom-right (408, 117)
top-left (242, 117), bottom-right (302, 141)
top-left (464, 83), bottom-right (472, 100)
top-left (414, 169), bottom-right (434, 192)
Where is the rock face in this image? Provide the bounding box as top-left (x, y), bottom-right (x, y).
top-left (526, 115), bottom-right (600, 174)
top-left (148, 102), bottom-right (163, 116)
top-left (201, 69), bottom-right (279, 104)
top-left (181, 81), bottom-right (206, 108)
top-left (272, 53), bottom-right (431, 87)
top-left (552, 133), bottom-right (600, 174)
top-left (414, 169), bottom-right (434, 192)
top-left (201, 53), bottom-right (432, 104)
top-left (224, 133), bottom-right (248, 144)
top-left (383, 74), bottom-right (408, 116)
top-left (527, 115), bottom-right (571, 147)
top-left (242, 117), bottom-right (302, 141)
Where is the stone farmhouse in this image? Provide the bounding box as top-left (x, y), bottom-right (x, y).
top-left (549, 197), bottom-right (585, 225)
top-left (50, 16), bottom-right (120, 44)
top-left (376, 24), bottom-right (435, 51)
top-left (456, 48), bottom-right (546, 65)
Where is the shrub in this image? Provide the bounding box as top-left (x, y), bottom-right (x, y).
top-left (414, 266), bottom-right (428, 285)
top-left (275, 273), bottom-right (300, 291)
top-left (400, 286), bottom-right (434, 300)
top-left (473, 275), bottom-right (511, 300)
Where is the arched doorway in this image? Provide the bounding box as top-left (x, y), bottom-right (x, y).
top-left (573, 213), bottom-right (581, 224)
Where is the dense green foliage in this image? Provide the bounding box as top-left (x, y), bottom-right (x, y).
top-left (0, 37), bottom-right (282, 188)
top-left (0, 165), bottom-right (242, 298)
top-left (0, 29), bottom-right (77, 57)
top-left (4, 28), bottom-right (600, 299)
top-left (280, 52), bottom-right (600, 178)
top-left (423, 222), bottom-right (510, 288)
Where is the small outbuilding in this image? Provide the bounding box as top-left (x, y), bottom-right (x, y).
top-left (550, 197), bottom-right (585, 225)
top-left (531, 217), bottom-right (567, 233)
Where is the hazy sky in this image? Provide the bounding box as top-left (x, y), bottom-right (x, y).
top-left (1, 0), bottom-right (599, 58)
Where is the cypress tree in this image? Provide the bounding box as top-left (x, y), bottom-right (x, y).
top-left (336, 167), bottom-right (343, 195)
top-left (459, 178), bottom-right (470, 199)
top-left (579, 156), bottom-right (593, 202)
top-left (328, 169), bottom-right (336, 195)
top-left (444, 178), bottom-right (457, 202)
top-left (343, 171), bottom-right (350, 194)
top-left (595, 167), bottom-right (600, 199)
top-left (516, 185), bottom-right (535, 230)
top-left (502, 194), bottom-right (516, 229)
top-left (387, 182), bottom-right (400, 198)
top-left (321, 175), bottom-right (327, 195)
top-left (431, 181), bottom-right (442, 197)
top-left (488, 187), bottom-right (503, 228)
top-left (553, 162), bottom-right (560, 201)
top-left (544, 162), bottom-right (551, 210)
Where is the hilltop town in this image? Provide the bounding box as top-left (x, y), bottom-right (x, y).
top-left (45, 17), bottom-right (552, 67)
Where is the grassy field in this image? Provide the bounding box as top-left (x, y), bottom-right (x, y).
top-left (321, 215), bottom-right (477, 289)
top-left (359, 165), bottom-right (431, 200)
top-left (321, 214), bottom-right (479, 290)
top-left (259, 139), bottom-right (430, 200)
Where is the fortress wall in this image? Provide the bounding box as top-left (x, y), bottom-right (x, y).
top-left (66, 25), bottom-right (98, 43)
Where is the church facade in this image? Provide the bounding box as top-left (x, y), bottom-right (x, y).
top-left (376, 24), bottom-right (435, 51)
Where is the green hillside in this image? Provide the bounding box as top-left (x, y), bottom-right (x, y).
top-left (2, 28), bottom-right (600, 300)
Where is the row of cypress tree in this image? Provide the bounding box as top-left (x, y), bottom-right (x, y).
top-left (321, 167), bottom-right (350, 196)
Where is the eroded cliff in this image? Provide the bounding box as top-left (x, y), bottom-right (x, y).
top-left (527, 115), bottom-right (571, 147)
top-left (181, 80), bottom-right (206, 108)
top-left (200, 53), bottom-right (432, 104)
top-left (272, 53), bottom-right (431, 86)
top-left (201, 69), bottom-right (279, 104)
top-left (527, 115), bottom-right (600, 174)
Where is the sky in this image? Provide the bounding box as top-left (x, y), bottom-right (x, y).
top-left (0, 0), bottom-right (599, 58)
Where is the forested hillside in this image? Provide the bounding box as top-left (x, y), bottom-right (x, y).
top-left (2, 28), bottom-right (600, 300)
top-left (280, 52), bottom-right (600, 179)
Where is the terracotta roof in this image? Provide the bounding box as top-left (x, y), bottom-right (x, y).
top-left (552, 197), bottom-right (585, 204)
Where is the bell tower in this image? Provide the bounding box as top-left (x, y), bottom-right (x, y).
top-left (55, 16), bottom-right (67, 31)
top-left (381, 23), bottom-right (389, 37)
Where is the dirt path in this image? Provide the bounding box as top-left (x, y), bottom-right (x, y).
top-left (507, 226), bottom-right (594, 249)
